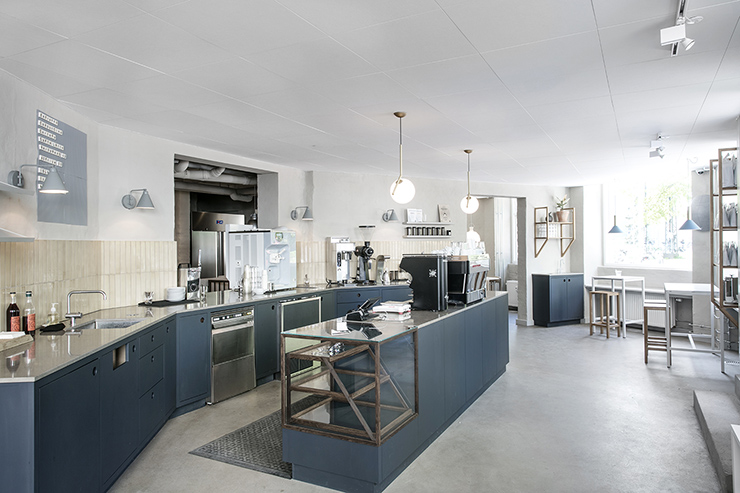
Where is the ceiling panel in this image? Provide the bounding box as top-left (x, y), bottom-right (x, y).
top-left (277, 0), bottom-right (441, 35)
top-left (502, 68), bottom-right (611, 107)
top-left (110, 75), bottom-right (225, 110)
top-left (154, 0), bottom-right (326, 57)
top-left (0, 14), bottom-right (65, 58)
top-left (332, 10), bottom-right (477, 71)
top-left (599, 16), bottom-right (675, 68)
top-left (443, 0), bottom-right (597, 52)
top-left (306, 73), bottom-right (416, 108)
top-left (243, 89), bottom-right (346, 119)
top-left (248, 37), bottom-right (379, 84)
top-left (611, 82), bottom-right (712, 114)
top-left (9, 40), bottom-right (160, 87)
top-left (0, 0), bottom-right (141, 37)
top-left (387, 54), bottom-right (505, 99)
top-left (60, 88), bottom-right (168, 119)
top-left (525, 96), bottom-right (616, 126)
top-left (591, 0), bottom-right (675, 28)
top-left (0, 59), bottom-right (97, 97)
top-left (74, 14), bottom-right (233, 74)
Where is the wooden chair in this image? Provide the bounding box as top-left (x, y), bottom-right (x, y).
top-left (208, 278), bottom-right (230, 292)
top-left (589, 290), bottom-right (621, 338)
top-left (643, 301), bottom-right (668, 364)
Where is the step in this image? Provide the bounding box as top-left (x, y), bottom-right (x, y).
top-left (694, 390), bottom-right (740, 492)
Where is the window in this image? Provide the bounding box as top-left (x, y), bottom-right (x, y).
top-left (605, 178), bottom-right (692, 269)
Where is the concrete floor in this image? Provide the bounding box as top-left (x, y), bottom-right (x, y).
top-left (111, 314), bottom-right (739, 493)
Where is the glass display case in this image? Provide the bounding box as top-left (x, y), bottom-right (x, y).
top-left (281, 318), bottom-right (418, 446)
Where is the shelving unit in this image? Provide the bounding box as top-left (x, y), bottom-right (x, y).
top-left (534, 207), bottom-right (575, 258)
top-left (403, 222), bottom-right (452, 239)
top-left (710, 148), bottom-right (739, 323)
top-left (710, 147), bottom-right (739, 372)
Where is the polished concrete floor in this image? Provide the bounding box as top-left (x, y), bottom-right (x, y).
top-left (111, 315), bottom-right (739, 492)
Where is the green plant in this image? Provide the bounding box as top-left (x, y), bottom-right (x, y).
top-left (554, 194), bottom-right (569, 210)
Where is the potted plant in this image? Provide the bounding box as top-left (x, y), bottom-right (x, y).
top-left (554, 194), bottom-right (569, 222)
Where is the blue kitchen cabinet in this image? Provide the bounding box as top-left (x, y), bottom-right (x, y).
top-left (176, 312), bottom-right (210, 407)
top-left (320, 290), bottom-right (336, 321)
top-left (255, 301), bottom-right (279, 381)
top-left (37, 358), bottom-right (101, 493)
top-left (100, 338), bottom-right (139, 488)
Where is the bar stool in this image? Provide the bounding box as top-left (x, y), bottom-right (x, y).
top-left (589, 290), bottom-right (621, 338)
top-left (643, 301), bottom-right (668, 364)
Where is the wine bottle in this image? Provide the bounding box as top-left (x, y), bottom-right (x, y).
top-left (23, 291), bottom-right (36, 336)
top-left (6, 292), bottom-right (20, 332)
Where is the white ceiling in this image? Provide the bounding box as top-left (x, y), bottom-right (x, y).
top-left (1, 0), bottom-right (739, 185)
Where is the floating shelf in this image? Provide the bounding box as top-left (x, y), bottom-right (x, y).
top-left (534, 207), bottom-right (575, 258)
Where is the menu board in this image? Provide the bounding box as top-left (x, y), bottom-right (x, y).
top-left (36, 110), bottom-right (87, 225)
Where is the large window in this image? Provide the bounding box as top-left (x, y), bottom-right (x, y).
top-left (605, 179), bottom-right (692, 269)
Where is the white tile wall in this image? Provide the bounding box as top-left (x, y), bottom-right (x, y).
top-left (0, 240), bottom-right (177, 329)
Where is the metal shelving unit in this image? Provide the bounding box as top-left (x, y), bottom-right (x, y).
top-left (534, 206), bottom-right (575, 258)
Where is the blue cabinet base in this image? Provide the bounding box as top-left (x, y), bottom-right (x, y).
top-left (284, 295), bottom-right (508, 492)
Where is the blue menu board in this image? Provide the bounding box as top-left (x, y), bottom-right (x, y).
top-left (36, 110), bottom-right (87, 225)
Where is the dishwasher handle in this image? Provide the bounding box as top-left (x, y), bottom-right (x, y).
top-left (212, 319), bottom-right (254, 332)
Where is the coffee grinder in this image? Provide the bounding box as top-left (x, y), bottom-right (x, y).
top-left (354, 225), bottom-right (375, 283)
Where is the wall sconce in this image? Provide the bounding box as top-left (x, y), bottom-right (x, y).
top-left (8, 164), bottom-right (68, 194)
top-left (290, 206), bottom-right (313, 221)
top-left (121, 189), bottom-right (155, 209)
top-left (679, 207), bottom-right (700, 230)
top-left (382, 209), bottom-right (399, 222)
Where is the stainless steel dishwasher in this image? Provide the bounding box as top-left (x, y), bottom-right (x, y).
top-left (209, 306), bottom-right (256, 404)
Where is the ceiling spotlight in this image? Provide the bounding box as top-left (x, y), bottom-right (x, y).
top-left (649, 148), bottom-right (665, 159)
top-left (681, 37), bottom-right (695, 50)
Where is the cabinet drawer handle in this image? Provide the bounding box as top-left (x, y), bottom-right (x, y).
top-left (92, 366), bottom-right (97, 376)
top-left (200, 317), bottom-right (205, 323)
top-left (166, 326), bottom-right (170, 333)
top-left (151, 355), bottom-right (155, 363)
top-left (151, 334), bottom-right (155, 342)
top-left (132, 345), bottom-right (136, 353)
top-left (151, 391), bottom-right (155, 399)
top-left (357, 293), bottom-right (361, 297)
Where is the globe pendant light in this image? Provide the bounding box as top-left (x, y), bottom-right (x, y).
top-left (390, 111), bottom-right (415, 204)
top-left (460, 149), bottom-right (479, 214)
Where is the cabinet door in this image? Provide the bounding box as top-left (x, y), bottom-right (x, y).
top-left (164, 320), bottom-right (176, 414)
top-left (254, 302), bottom-right (278, 379)
top-left (320, 290), bottom-right (336, 321)
top-left (464, 307), bottom-right (483, 400)
top-left (336, 301), bottom-right (360, 317)
top-left (549, 276), bottom-right (568, 322)
top-left (443, 316), bottom-right (466, 420)
top-left (100, 341), bottom-right (139, 484)
top-left (176, 313), bottom-right (211, 407)
top-left (381, 286), bottom-right (412, 302)
top-left (565, 275), bottom-right (584, 322)
top-left (38, 359), bottom-right (101, 493)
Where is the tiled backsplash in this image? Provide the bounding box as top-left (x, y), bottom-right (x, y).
top-left (0, 240), bottom-right (177, 330)
top-left (296, 239), bottom-right (450, 284)
top-left (0, 238), bottom-right (447, 330)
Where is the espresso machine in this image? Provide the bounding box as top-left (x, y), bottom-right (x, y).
top-left (326, 237), bottom-right (354, 284)
top-left (399, 254), bottom-right (448, 311)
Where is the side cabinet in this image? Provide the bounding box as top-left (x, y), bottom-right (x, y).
top-left (255, 301), bottom-right (278, 381)
top-left (320, 290), bottom-right (336, 321)
top-left (100, 338), bottom-right (139, 488)
top-left (176, 312), bottom-right (211, 407)
top-left (532, 273), bottom-right (584, 326)
top-left (37, 358), bottom-right (101, 493)
top-left (139, 323), bottom-right (168, 443)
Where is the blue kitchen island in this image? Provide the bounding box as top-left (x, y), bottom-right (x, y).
top-left (282, 293), bottom-right (509, 492)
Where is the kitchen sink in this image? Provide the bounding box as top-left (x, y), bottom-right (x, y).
top-left (76, 318), bottom-right (145, 330)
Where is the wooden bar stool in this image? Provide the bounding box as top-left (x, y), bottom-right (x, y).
top-left (643, 301), bottom-right (668, 364)
top-left (589, 290), bottom-right (621, 338)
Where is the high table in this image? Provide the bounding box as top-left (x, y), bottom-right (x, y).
top-left (663, 283), bottom-right (716, 367)
top-left (591, 275), bottom-right (646, 338)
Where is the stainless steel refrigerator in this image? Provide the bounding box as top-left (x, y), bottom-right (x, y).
top-left (191, 212), bottom-right (245, 279)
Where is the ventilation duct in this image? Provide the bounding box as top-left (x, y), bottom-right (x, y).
top-left (174, 169), bottom-right (256, 185)
top-left (174, 182), bottom-right (254, 202)
top-left (174, 160), bottom-right (190, 172)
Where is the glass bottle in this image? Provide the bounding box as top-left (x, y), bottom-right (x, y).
top-left (23, 291), bottom-right (36, 336)
top-left (6, 292), bottom-right (20, 332)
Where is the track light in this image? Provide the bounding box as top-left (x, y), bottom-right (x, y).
top-left (649, 148), bottom-right (665, 159)
top-left (681, 37), bottom-right (695, 50)
top-left (290, 206), bottom-right (313, 221)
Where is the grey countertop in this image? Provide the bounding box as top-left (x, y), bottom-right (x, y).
top-left (0, 284), bottom-right (497, 384)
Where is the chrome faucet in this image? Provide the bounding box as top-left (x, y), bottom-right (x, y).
top-left (65, 290), bottom-right (107, 327)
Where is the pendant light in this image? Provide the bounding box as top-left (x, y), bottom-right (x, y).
top-left (389, 111), bottom-right (415, 204)
top-left (608, 215), bottom-right (623, 234)
top-left (460, 149), bottom-right (479, 214)
top-left (679, 207), bottom-right (700, 230)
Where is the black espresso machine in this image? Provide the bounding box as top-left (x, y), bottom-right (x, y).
top-left (399, 254), bottom-right (448, 311)
top-left (447, 255), bottom-right (489, 305)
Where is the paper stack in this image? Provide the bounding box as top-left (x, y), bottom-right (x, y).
top-left (372, 302), bottom-right (411, 321)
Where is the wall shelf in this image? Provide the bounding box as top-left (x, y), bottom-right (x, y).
top-left (534, 207), bottom-right (575, 258)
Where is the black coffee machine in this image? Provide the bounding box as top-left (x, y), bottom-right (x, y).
top-left (399, 254), bottom-right (448, 311)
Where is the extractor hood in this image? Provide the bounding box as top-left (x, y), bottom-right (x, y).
top-left (0, 227), bottom-right (33, 242)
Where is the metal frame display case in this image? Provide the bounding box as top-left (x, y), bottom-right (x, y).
top-left (281, 319), bottom-right (418, 446)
